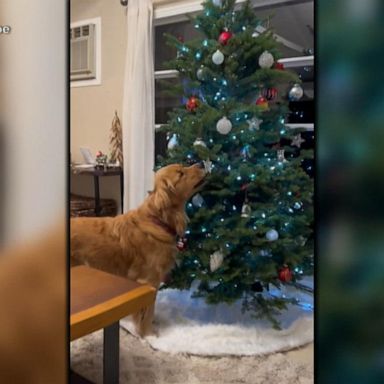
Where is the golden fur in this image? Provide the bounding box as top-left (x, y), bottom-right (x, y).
top-left (71, 163), bottom-right (206, 336)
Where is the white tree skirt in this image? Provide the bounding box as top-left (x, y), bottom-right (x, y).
top-left (121, 278), bottom-right (313, 357)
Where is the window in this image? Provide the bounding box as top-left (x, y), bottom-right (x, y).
top-left (154, 0), bottom-right (314, 157)
top-left (70, 17), bottom-right (101, 87)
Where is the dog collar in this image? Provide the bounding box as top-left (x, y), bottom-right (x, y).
top-left (148, 215), bottom-right (177, 237)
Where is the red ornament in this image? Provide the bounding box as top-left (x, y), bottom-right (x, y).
top-left (218, 30), bottom-right (233, 45)
top-left (274, 62), bottom-right (285, 70)
top-left (176, 237), bottom-right (187, 251)
top-left (255, 96), bottom-right (269, 110)
top-left (96, 150), bottom-right (103, 157)
top-left (278, 265), bottom-right (293, 282)
top-left (262, 87), bottom-right (278, 101)
top-left (186, 96), bottom-right (199, 112)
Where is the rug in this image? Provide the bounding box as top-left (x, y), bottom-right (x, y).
top-left (71, 330), bottom-right (313, 384)
top-left (120, 277), bottom-right (313, 356)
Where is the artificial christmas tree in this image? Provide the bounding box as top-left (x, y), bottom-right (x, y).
top-left (157, 0), bottom-right (313, 328)
top-left (109, 111), bottom-right (123, 166)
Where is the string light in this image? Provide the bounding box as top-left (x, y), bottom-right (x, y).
top-left (203, 39), bottom-right (208, 47)
top-left (261, 213), bottom-right (266, 218)
top-left (227, 165), bottom-right (231, 171)
top-left (177, 116), bottom-right (182, 123)
top-left (287, 191), bottom-right (292, 196)
top-left (236, 176), bottom-right (242, 180)
top-left (195, 51), bottom-right (202, 60)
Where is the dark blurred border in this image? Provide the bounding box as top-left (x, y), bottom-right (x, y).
top-left (318, 0), bottom-right (384, 382)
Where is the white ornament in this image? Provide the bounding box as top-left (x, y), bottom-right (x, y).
top-left (266, 229), bottom-right (279, 241)
top-left (259, 249), bottom-right (272, 257)
top-left (167, 133), bottom-right (178, 150)
top-left (197, 67), bottom-right (205, 81)
top-left (277, 149), bottom-right (288, 163)
top-left (291, 133), bottom-right (305, 148)
top-left (203, 159), bottom-right (213, 173)
top-left (216, 116), bottom-right (232, 135)
top-left (192, 193), bottom-right (204, 207)
top-left (288, 83), bottom-right (304, 101)
top-left (212, 0), bottom-right (223, 6)
top-left (241, 201), bottom-right (251, 218)
top-left (193, 137), bottom-right (207, 147)
top-left (258, 50), bottom-right (274, 69)
top-left (210, 250), bottom-right (224, 272)
top-left (247, 117), bottom-right (263, 131)
top-left (212, 49), bottom-right (224, 65)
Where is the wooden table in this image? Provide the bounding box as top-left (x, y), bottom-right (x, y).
top-left (70, 266), bottom-right (156, 384)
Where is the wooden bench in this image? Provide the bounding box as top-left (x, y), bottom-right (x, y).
top-left (70, 266), bottom-right (156, 383)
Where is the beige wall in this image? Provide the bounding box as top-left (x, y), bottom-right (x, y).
top-left (70, 0), bottom-right (180, 209)
top-left (71, 0), bottom-right (127, 208)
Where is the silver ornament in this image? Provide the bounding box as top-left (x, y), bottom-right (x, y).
top-left (212, 49), bottom-right (224, 65)
top-left (192, 193), bottom-right (204, 207)
top-left (203, 159), bottom-right (213, 173)
top-left (266, 229), bottom-right (279, 241)
top-left (167, 133), bottom-right (178, 150)
top-left (258, 50), bottom-right (274, 69)
top-left (193, 137), bottom-right (207, 147)
top-left (210, 250), bottom-right (224, 272)
top-left (288, 83), bottom-right (304, 101)
top-left (294, 202), bottom-right (302, 210)
top-left (259, 249), bottom-right (272, 257)
top-left (241, 201), bottom-right (251, 218)
top-left (291, 133), bottom-right (305, 148)
top-left (277, 149), bottom-right (288, 163)
top-left (197, 67), bottom-right (205, 81)
top-left (216, 116), bottom-right (232, 135)
top-left (247, 117), bottom-right (263, 131)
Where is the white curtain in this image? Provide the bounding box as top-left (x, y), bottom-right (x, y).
top-left (122, 0), bottom-right (155, 211)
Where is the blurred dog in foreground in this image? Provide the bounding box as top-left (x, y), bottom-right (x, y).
top-left (0, 226), bottom-right (66, 384)
top-left (71, 163), bottom-right (206, 336)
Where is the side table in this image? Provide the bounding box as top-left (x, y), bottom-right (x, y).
top-left (71, 166), bottom-right (124, 216)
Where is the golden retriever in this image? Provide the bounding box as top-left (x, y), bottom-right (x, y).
top-left (70, 163), bottom-right (206, 336)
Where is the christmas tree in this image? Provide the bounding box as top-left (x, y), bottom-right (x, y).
top-left (109, 111), bottom-right (123, 166)
top-left (157, 0), bottom-right (313, 328)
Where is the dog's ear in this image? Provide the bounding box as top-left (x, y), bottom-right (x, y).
top-left (153, 178), bottom-right (174, 210)
top-left (163, 178), bottom-right (175, 193)
top-left (173, 211), bottom-right (187, 237)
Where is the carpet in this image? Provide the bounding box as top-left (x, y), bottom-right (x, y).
top-left (71, 330), bottom-right (313, 384)
top-left (120, 277), bottom-right (313, 356)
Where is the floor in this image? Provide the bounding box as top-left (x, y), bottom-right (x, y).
top-left (71, 328), bottom-right (313, 384)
